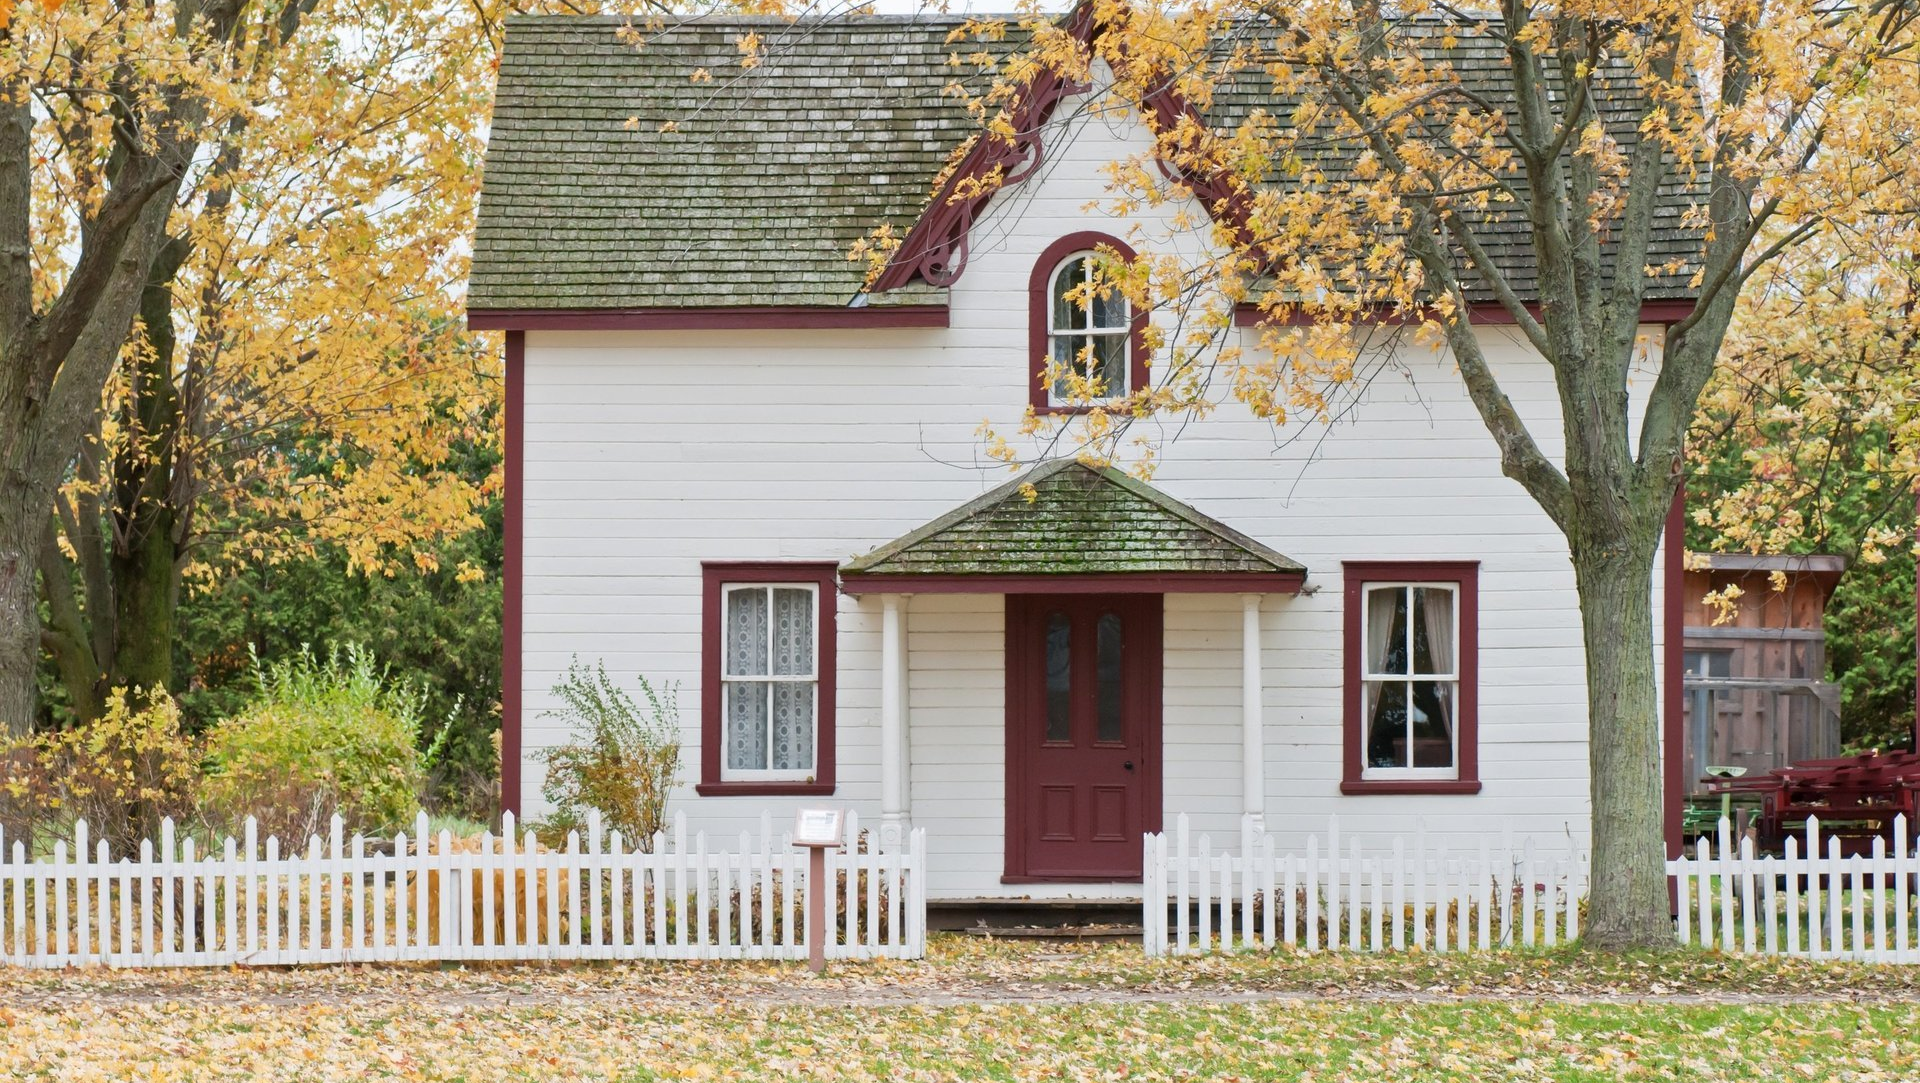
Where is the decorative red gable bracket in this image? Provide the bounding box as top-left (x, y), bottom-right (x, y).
top-left (867, 5), bottom-right (1257, 295)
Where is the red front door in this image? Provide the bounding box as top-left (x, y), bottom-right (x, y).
top-left (1005, 594), bottom-right (1163, 881)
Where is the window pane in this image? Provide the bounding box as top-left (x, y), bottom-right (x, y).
top-left (1049, 335), bottom-right (1088, 400)
top-left (1410, 680), bottom-right (1455, 768)
top-left (1045, 612), bottom-right (1071, 742)
top-left (1096, 612), bottom-right (1123, 742)
top-left (1051, 257), bottom-right (1087, 330)
top-left (771, 682), bottom-right (815, 772)
top-left (771, 588), bottom-right (813, 676)
top-left (1091, 278), bottom-right (1127, 329)
top-left (1412, 586), bottom-right (1454, 675)
top-left (1091, 332), bottom-right (1127, 395)
top-left (1364, 586), bottom-right (1408, 675)
top-left (726, 681), bottom-right (769, 771)
top-left (726, 588), bottom-right (768, 677)
top-left (1364, 680), bottom-right (1408, 769)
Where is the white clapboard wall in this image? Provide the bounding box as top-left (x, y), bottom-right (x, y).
top-left (0, 810), bottom-right (925, 968)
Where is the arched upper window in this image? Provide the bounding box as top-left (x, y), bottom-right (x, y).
top-left (1028, 232), bottom-right (1149, 413)
top-left (1046, 253), bottom-right (1130, 404)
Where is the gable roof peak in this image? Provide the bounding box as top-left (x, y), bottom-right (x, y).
top-left (840, 457), bottom-right (1306, 582)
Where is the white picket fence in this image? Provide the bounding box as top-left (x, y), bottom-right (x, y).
top-left (1672, 815), bottom-right (1920, 961)
top-left (1144, 814), bottom-right (1587, 956)
top-left (0, 809), bottom-right (926, 968)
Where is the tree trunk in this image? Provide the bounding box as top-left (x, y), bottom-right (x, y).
top-left (0, 488), bottom-right (38, 735)
top-left (1571, 525), bottom-right (1673, 949)
top-left (108, 260), bottom-right (186, 695)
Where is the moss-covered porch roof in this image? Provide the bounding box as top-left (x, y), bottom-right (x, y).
top-left (839, 460), bottom-right (1305, 593)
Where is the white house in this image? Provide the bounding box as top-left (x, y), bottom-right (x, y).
top-left (467, 11), bottom-right (1696, 901)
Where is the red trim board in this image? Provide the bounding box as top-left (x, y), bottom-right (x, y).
top-left (839, 571), bottom-right (1306, 595)
top-left (500, 330), bottom-right (525, 818)
top-left (1233, 300), bottom-right (1698, 328)
top-left (1664, 491), bottom-right (1686, 861)
top-left (468, 305), bottom-right (948, 332)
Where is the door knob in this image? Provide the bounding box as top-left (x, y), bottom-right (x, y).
top-left (1123, 760), bottom-right (1135, 771)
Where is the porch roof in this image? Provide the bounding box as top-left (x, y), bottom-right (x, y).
top-left (839, 460), bottom-right (1306, 594)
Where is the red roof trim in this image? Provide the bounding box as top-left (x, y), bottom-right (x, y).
top-left (868, 8), bottom-right (1260, 296)
top-left (839, 571), bottom-right (1306, 595)
top-left (1233, 300), bottom-right (1698, 328)
top-left (868, 5), bottom-right (1099, 293)
top-left (467, 305), bottom-right (949, 331)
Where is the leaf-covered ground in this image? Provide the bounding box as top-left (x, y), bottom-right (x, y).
top-left (4, 938), bottom-right (1919, 1080)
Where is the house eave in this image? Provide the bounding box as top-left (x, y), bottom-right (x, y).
top-left (466, 304), bottom-right (950, 332)
top-left (838, 570), bottom-right (1308, 595)
top-left (1231, 300), bottom-right (1698, 328)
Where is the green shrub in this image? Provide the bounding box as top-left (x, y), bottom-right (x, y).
top-left (201, 645), bottom-right (424, 843)
top-left (538, 659), bottom-right (680, 848)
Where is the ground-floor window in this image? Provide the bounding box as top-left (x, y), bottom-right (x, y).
top-left (697, 562), bottom-right (837, 795)
top-left (1341, 561), bottom-right (1481, 794)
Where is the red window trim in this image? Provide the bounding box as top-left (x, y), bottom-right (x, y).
top-left (1028, 232), bottom-right (1150, 415)
top-left (696, 562), bottom-right (839, 797)
top-left (1341, 560), bottom-right (1482, 795)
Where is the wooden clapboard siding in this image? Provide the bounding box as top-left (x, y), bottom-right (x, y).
top-left (515, 89), bottom-right (1675, 898)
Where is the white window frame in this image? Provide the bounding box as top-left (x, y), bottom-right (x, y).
top-left (719, 581), bottom-right (820, 782)
top-left (1045, 251), bottom-right (1130, 407)
top-left (1358, 581), bottom-right (1461, 781)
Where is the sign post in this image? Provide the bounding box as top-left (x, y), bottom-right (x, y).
top-left (793, 808), bottom-right (846, 974)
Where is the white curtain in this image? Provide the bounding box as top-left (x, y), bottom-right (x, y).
top-left (1365, 587), bottom-right (1400, 675)
top-left (1418, 587), bottom-right (1454, 676)
top-left (1363, 587), bottom-right (1401, 741)
top-left (1417, 587), bottom-right (1455, 753)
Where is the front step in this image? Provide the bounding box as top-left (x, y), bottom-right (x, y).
top-left (959, 922), bottom-right (1144, 943)
top-left (927, 896), bottom-right (1141, 933)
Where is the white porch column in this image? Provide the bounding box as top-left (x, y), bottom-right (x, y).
top-left (880, 594), bottom-right (910, 836)
top-left (1241, 593), bottom-right (1265, 832)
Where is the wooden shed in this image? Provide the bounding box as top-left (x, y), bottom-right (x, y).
top-left (1680, 553), bottom-right (1845, 796)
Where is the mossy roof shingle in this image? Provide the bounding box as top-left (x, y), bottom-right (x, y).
top-left (841, 459), bottom-right (1306, 578)
top-left (472, 15), bottom-right (983, 311)
top-left (471, 14), bottom-right (1704, 311)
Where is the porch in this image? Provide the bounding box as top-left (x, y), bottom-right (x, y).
top-left (837, 459), bottom-right (1307, 897)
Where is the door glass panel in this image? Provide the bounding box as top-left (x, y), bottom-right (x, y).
top-left (1045, 612), bottom-right (1071, 742)
top-left (1096, 612), bottom-right (1123, 742)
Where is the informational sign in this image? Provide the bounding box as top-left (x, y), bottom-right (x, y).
top-left (793, 808), bottom-right (846, 848)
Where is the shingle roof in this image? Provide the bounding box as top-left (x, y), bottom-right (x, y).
top-left (1205, 23), bottom-right (1702, 304)
top-left (471, 15), bottom-right (984, 310)
top-left (840, 459), bottom-right (1306, 578)
top-left (471, 14), bottom-right (1704, 311)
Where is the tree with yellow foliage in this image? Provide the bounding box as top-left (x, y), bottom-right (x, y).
top-left (1, 0), bottom-right (258, 734)
top-left (949, 0), bottom-right (1918, 946)
top-left (31, 0), bottom-right (502, 724)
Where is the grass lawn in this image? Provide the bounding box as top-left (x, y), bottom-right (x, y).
top-left (3, 938), bottom-right (1918, 1080)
